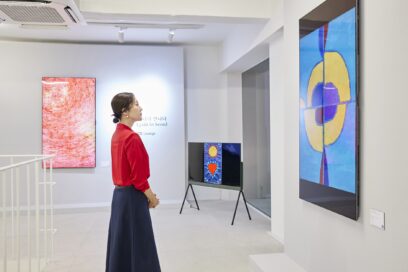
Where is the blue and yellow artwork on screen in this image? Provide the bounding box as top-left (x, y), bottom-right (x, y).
top-left (204, 143), bottom-right (222, 184)
top-left (299, 8), bottom-right (357, 193)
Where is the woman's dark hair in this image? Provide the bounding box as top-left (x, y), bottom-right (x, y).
top-left (111, 92), bottom-right (135, 123)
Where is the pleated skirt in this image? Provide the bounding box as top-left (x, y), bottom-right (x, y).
top-left (106, 186), bottom-right (161, 272)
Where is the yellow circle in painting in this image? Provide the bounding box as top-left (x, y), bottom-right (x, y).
top-left (304, 109), bottom-right (323, 152)
top-left (323, 52), bottom-right (350, 145)
top-left (208, 146), bottom-right (218, 157)
top-left (303, 52), bottom-right (351, 151)
top-left (324, 52), bottom-right (351, 103)
top-left (304, 62), bottom-right (324, 152)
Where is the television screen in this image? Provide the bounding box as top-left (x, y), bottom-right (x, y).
top-left (188, 143), bottom-right (204, 182)
top-left (220, 143), bottom-right (241, 186)
top-left (188, 142), bottom-right (241, 188)
top-left (299, 0), bottom-right (359, 220)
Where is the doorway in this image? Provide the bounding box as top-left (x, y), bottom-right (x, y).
top-left (242, 59), bottom-right (271, 217)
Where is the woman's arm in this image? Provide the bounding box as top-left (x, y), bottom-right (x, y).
top-left (125, 134), bottom-right (151, 191)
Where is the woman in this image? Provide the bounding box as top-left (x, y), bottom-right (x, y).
top-left (106, 92), bottom-right (161, 272)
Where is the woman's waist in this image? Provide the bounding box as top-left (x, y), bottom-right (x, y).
top-left (112, 179), bottom-right (134, 187)
top-left (115, 184), bottom-right (133, 189)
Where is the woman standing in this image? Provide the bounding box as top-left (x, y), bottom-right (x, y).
top-left (106, 92), bottom-right (161, 272)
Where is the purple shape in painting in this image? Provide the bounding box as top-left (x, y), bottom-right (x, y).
top-left (323, 82), bottom-right (340, 122)
top-left (323, 105), bottom-right (337, 123)
top-left (315, 82), bottom-right (340, 125)
top-left (323, 83), bottom-right (340, 106)
top-left (312, 82), bottom-right (324, 107)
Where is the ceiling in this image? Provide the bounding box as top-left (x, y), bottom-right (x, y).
top-left (0, 21), bottom-right (262, 45)
top-left (0, 1), bottom-right (268, 45)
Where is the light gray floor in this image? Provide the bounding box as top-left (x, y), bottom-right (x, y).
top-left (10, 200), bottom-right (282, 272)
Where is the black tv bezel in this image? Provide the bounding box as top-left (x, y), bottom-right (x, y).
top-left (298, 0), bottom-right (360, 220)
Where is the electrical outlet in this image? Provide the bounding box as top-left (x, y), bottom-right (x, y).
top-left (370, 209), bottom-right (385, 230)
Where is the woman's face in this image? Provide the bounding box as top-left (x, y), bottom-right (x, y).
top-left (126, 98), bottom-right (143, 122)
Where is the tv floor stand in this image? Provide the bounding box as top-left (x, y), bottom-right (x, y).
top-left (179, 183), bottom-right (200, 211)
top-left (179, 181), bottom-right (252, 225)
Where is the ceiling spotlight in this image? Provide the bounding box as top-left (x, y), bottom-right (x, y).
top-left (168, 29), bottom-right (175, 43)
top-left (118, 27), bottom-right (126, 43)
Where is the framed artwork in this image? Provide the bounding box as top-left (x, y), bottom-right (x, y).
top-left (204, 143), bottom-right (222, 184)
top-left (299, 0), bottom-right (359, 219)
top-left (42, 77), bottom-right (96, 168)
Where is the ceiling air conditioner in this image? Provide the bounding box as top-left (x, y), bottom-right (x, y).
top-left (0, 0), bottom-right (85, 27)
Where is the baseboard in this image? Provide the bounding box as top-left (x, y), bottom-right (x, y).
top-left (54, 202), bottom-right (111, 210)
top-left (159, 199), bottom-right (184, 205)
top-left (267, 231), bottom-right (284, 245)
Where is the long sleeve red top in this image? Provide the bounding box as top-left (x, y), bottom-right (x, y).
top-left (111, 123), bottom-right (150, 192)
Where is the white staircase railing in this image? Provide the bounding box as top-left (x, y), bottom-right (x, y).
top-left (0, 155), bottom-right (56, 272)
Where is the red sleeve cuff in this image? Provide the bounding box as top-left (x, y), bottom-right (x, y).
top-left (133, 180), bottom-right (150, 192)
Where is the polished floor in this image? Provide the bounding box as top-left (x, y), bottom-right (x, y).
top-left (4, 200), bottom-right (283, 272)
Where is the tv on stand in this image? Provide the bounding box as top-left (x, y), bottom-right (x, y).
top-left (180, 142), bottom-right (251, 225)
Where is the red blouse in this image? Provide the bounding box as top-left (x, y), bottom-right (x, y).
top-left (111, 123), bottom-right (150, 192)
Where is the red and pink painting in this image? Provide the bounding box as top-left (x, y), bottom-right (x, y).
top-left (42, 77), bottom-right (96, 168)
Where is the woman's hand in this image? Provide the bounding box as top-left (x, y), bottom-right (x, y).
top-left (149, 194), bottom-right (160, 208)
top-left (144, 188), bottom-right (160, 208)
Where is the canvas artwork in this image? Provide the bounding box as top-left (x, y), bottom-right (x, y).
top-left (204, 143), bottom-right (222, 184)
top-left (42, 77), bottom-right (96, 168)
top-left (299, 0), bottom-right (359, 219)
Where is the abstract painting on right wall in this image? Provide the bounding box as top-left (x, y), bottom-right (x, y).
top-left (299, 0), bottom-right (359, 220)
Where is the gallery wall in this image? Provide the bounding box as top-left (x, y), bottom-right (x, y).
top-left (0, 42), bottom-right (235, 206)
top-left (0, 41), bottom-right (185, 206)
top-left (269, 29), bottom-right (284, 243)
top-left (283, 0), bottom-right (408, 271)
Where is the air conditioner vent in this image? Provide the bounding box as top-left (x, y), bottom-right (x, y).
top-left (0, 5), bottom-right (64, 23)
top-left (0, 0), bottom-right (85, 26)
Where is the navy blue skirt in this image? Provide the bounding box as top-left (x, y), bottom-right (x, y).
top-left (106, 186), bottom-right (161, 272)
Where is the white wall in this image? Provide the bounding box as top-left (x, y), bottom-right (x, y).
top-left (221, 0), bottom-right (283, 71)
top-left (283, 0), bottom-right (408, 271)
top-left (0, 41), bottom-right (185, 206)
top-left (269, 29), bottom-right (284, 243)
top-left (185, 46), bottom-right (228, 143)
top-left (223, 73), bottom-right (242, 143)
top-left (184, 45), bottom-right (228, 200)
top-left (221, 24), bottom-right (267, 71)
